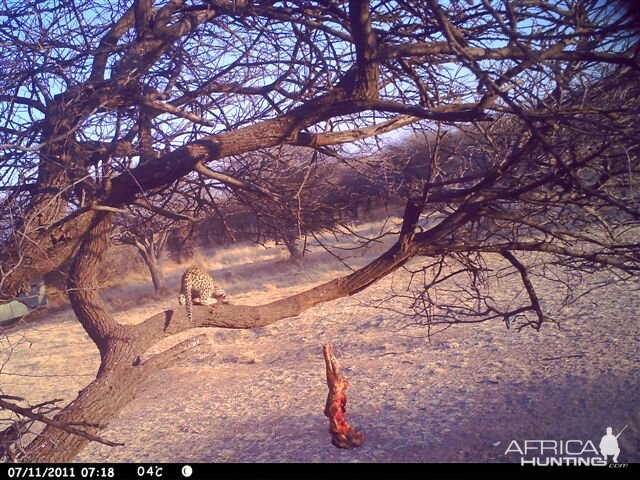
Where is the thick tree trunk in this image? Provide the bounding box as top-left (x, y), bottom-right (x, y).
top-left (147, 256), bottom-right (166, 294)
top-left (283, 231), bottom-right (302, 259)
top-left (21, 213), bottom-right (148, 461)
top-left (23, 353), bottom-right (142, 462)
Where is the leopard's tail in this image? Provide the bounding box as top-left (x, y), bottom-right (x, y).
top-left (181, 270), bottom-right (194, 323)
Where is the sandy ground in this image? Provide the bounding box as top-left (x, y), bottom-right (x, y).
top-left (1, 224), bottom-right (639, 463)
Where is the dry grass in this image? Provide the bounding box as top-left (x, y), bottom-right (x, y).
top-left (98, 215), bottom-right (404, 312)
top-left (2, 214), bottom-right (639, 463)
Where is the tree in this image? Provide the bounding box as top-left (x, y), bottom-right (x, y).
top-left (113, 211), bottom-right (173, 294)
top-left (214, 146), bottom-right (379, 258)
top-left (0, 0), bottom-right (639, 462)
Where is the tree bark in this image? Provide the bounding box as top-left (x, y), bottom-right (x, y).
top-left (23, 212), bottom-right (140, 462)
top-left (22, 356), bottom-right (143, 462)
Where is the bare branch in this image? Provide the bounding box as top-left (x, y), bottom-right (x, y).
top-left (0, 398), bottom-right (123, 448)
top-left (500, 250), bottom-right (545, 329)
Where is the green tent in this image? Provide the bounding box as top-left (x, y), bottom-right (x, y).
top-left (0, 279), bottom-right (47, 323)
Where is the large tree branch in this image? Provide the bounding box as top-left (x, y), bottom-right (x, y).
top-left (380, 42), bottom-right (640, 69)
top-left (104, 93), bottom-right (491, 207)
top-left (67, 213), bottom-right (125, 360)
top-left (140, 97), bottom-right (216, 127)
top-left (0, 92), bottom-right (484, 298)
top-left (347, 0), bottom-right (379, 99)
top-left (131, 238), bottom-right (414, 352)
top-left (295, 115), bottom-right (421, 147)
top-left (414, 239), bottom-right (640, 273)
top-left (89, 6), bottom-right (136, 81)
top-left (0, 95), bottom-right (46, 113)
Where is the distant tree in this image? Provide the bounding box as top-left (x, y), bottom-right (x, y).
top-left (112, 204), bottom-right (184, 294)
top-left (198, 146), bottom-right (378, 258)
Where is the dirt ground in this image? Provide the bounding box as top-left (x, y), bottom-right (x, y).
top-left (1, 226), bottom-right (639, 463)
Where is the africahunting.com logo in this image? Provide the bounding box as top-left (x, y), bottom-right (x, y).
top-left (505, 425), bottom-right (629, 467)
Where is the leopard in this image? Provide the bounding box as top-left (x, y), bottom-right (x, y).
top-left (178, 266), bottom-right (229, 323)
